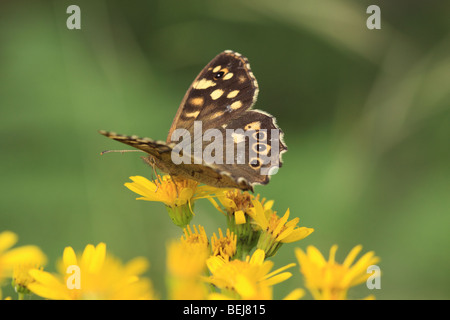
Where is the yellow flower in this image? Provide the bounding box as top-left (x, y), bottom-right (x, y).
top-left (295, 245), bottom-right (380, 300)
top-left (0, 231), bottom-right (47, 286)
top-left (180, 225), bottom-right (209, 249)
top-left (248, 200), bottom-right (314, 257)
top-left (12, 264), bottom-right (44, 296)
top-left (209, 189), bottom-right (253, 224)
top-left (125, 175), bottom-right (225, 227)
top-left (205, 249), bottom-right (301, 300)
top-left (211, 228), bottom-right (237, 261)
top-left (209, 190), bottom-right (262, 259)
top-left (166, 240), bottom-right (210, 300)
top-left (28, 243), bottom-right (155, 300)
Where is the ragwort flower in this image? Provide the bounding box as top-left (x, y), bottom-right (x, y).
top-left (210, 228), bottom-right (237, 261)
top-left (125, 175), bottom-right (224, 228)
top-left (205, 249), bottom-right (302, 300)
top-left (248, 199), bottom-right (314, 257)
top-left (0, 231), bottom-right (46, 287)
top-left (28, 242), bottom-right (154, 300)
top-left (295, 245), bottom-right (380, 300)
top-left (166, 239), bottom-right (210, 300)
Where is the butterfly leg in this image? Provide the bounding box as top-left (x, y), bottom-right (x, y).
top-left (141, 156), bottom-right (161, 192)
top-left (169, 174), bottom-right (180, 198)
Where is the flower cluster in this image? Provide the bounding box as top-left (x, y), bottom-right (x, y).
top-left (0, 174), bottom-right (380, 300)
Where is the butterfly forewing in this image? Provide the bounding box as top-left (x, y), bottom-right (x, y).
top-left (166, 50), bottom-right (259, 142)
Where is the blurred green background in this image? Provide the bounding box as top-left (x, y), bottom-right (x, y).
top-left (1, 0), bottom-right (449, 299)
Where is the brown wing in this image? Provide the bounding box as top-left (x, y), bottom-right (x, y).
top-left (166, 50), bottom-right (259, 143)
top-left (100, 50), bottom-right (286, 191)
top-left (99, 130), bottom-right (255, 190)
top-left (99, 130), bottom-right (173, 158)
top-left (195, 110), bottom-right (287, 189)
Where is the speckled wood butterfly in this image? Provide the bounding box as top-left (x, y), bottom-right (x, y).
top-left (100, 50), bottom-right (287, 191)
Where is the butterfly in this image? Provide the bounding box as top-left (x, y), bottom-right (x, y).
top-left (99, 50), bottom-right (287, 192)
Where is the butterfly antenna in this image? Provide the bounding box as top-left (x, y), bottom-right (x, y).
top-left (100, 149), bottom-right (145, 155)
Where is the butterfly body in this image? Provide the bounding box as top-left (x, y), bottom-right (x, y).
top-left (100, 50), bottom-right (286, 191)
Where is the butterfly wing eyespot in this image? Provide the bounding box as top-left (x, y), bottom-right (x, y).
top-left (249, 158), bottom-right (262, 169)
top-left (253, 130), bottom-right (267, 141)
top-left (214, 71), bottom-right (225, 79)
top-left (252, 142), bottom-right (270, 155)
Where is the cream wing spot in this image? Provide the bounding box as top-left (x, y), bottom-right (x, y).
top-left (223, 73), bottom-right (234, 80)
top-left (210, 89), bottom-right (224, 100)
top-left (230, 101), bottom-right (242, 110)
top-left (212, 65), bottom-right (221, 73)
top-left (185, 111), bottom-right (200, 118)
top-left (227, 90), bottom-right (239, 98)
top-left (189, 97), bottom-right (204, 107)
top-left (245, 121), bottom-right (261, 130)
top-left (193, 78), bottom-right (216, 89)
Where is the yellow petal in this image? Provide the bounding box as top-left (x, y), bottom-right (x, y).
top-left (129, 176), bottom-right (158, 191)
top-left (281, 227), bottom-right (314, 243)
top-left (124, 257), bottom-right (149, 276)
top-left (249, 200), bottom-right (268, 229)
top-left (263, 262), bottom-right (296, 281)
top-left (88, 243), bottom-right (106, 273)
top-left (249, 249), bottom-right (265, 265)
top-left (342, 245), bottom-right (363, 268)
top-left (273, 209), bottom-right (290, 236)
top-left (263, 200), bottom-right (274, 211)
top-left (29, 269), bottom-right (62, 288)
top-left (208, 292), bottom-right (233, 300)
top-left (218, 196), bottom-right (237, 211)
top-left (328, 245), bottom-right (338, 264)
top-left (206, 256), bottom-right (226, 274)
top-left (1, 245), bottom-right (47, 269)
top-left (343, 252), bottom-right (380, 287)
top-left (0, 231), bottom-right (18, 253)
top-left (63, 246), bottom-right (77, 268)
top-left (263, 271), bottom-right (292, 287)
top-left (283, 288), bottom-right (305, 300)
top-left (125, 182), bottom-right (160, 200)
top-left (284, 216), bottom-right (300, 228)
top-left (294, 247), bottom-right (307, 267)
top-left (234, 210), bottom-right (246, 225)
top-left (194, 186), bottom-right (227, 199)
top-left (27, 282), bottom-right (70, 300)
top-left (175, 188), bottom-right (194, 206)
top-left (80, 244), bottom-right (95, 269)
top-left (234, 274), bottom-right (256, 298)
top-left (276, 225), bottom-right (296, 242)
top-left (306, 245), bottom-right (327, 267)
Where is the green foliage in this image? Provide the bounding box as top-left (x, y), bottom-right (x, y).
top-left (0, 0), bottom-right (449, 299)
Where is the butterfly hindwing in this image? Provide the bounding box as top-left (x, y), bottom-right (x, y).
top-left (198, 109), bottom-right (287, 188)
